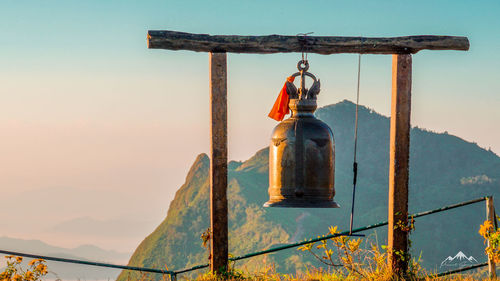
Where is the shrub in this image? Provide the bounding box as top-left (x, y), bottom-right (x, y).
top-left (479, 216), bottom-right (499, 263)
top-left (0, 256), bottom-right (49, 281)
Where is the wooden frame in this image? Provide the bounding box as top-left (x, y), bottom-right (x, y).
top-left (147, 30), bottom-right (469, 276)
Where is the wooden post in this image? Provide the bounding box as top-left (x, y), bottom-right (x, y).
top-left (388, 54), bottom-right (412, 276)
top-left (209, 52), bottom-right (228, 273)
top-left (486, 196), bottom-right (497, 279)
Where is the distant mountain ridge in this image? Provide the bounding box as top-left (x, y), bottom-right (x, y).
top-left (0, 236), bottom-right (130, 262)
top-left (0, 236), bottom-right (130, 280)
top-left (118, 100), bottom-right (500, 280)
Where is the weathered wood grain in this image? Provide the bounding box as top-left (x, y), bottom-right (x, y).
top-left (209, 52), bottom-right (228, 274)
top-left (486, 197), bottom-right (497, 279)
top-left (148, 30), bottom-right (469, 54)
top-left (388, 54), bottom-right (412, 276)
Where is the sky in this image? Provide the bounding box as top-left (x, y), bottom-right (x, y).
top-left (0, 0), bottom-right (499, 254)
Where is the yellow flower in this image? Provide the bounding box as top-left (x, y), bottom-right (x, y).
top-left (479, 220), bottom-right (493, 237)
top-left (348, 239), bottom-right (362, 252)
top-left (328, 226), bottom-right (338, 235)
top-left (13, 274), bottom-right (22, 281)
top-left (35, 264), bottom-right (48, 275)
top-left (298, 243), bottom-right (313, 251)
top-left (28, 258), bottom-right (44, 267)
top-left (25, 270), bottom-right (34, 280)
top-left (325, 249), bottom-right (334, 259)
top-left (316, 243), bottom-right (326, 249)
top-left (16, 256), bottom-right (23, 263)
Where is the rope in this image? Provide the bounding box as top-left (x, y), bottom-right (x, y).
top-left (349, 54), bottom-right (362, 234)
top-left (296, 32), bottom-right (314, 62)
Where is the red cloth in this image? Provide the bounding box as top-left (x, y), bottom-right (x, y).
top-left (268, 76), bottom-right (295, 121)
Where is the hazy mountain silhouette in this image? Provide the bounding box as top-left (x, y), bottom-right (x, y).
top-left (0, 236), bottom-right (130, 280)
top-left (117, 100), bottom-right (500, 280)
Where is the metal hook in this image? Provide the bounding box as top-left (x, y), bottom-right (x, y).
top-left (297, 60), bottom-right (309, 72)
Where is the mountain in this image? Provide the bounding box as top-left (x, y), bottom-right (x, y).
top-left (50, 216), bottom-right (155, 238)
top-left (0, 237), bottom-right (130, 280)
top-left (117, 100), bottom-right (500, 280)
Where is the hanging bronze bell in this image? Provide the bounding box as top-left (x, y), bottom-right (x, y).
top-left (264, 60), bottom-right (339, 208)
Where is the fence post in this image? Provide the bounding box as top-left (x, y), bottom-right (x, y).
top-left (486, 196), bottom-right (497, 279)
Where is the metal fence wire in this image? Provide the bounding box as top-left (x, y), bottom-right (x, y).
top-left (0, 196), bottom-right (494, 280)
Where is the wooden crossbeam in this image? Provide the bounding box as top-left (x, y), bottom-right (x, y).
top-left (147, 30), bottom-right (469, 54)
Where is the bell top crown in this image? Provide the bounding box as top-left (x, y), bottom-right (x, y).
top-left (285, 60), bottom-right (321, 101)
top-left (286, 60), bottom-right (321, 115)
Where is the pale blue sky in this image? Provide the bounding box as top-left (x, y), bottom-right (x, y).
top-left (0, 1), bottom-right (499, 252)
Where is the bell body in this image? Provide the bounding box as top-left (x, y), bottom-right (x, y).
top-left (264, 99), bottom-right (339, 208)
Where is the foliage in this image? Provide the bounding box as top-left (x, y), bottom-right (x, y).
top-left (201, 227), bottom-right (211, 261)
top-left (0, 256), bottom-right (49, 281)
top-left (297, 225), bottom-right (424, 281)
top-left (479, 216), bottom-right (499, 263)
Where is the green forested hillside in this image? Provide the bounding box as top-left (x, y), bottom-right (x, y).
top-left (117, 100), bottom-right (500, 280)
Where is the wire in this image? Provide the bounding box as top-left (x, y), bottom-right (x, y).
top-left (0, 197), bottom-right (488, 277)
top-left (0, 249), bottom-right (173, 275)
top-left (349, 54), bottom-right (362, 235)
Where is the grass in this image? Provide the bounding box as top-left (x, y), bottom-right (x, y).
top-left (137, 221), bottom-right (499, 281)
top-left (175, 264), bottom-right (492, 281)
